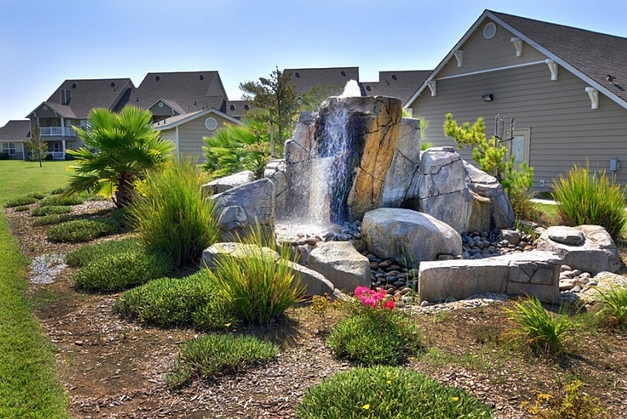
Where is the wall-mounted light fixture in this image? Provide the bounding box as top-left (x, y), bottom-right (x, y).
top-left (482, 94), bottom-right (494, 102)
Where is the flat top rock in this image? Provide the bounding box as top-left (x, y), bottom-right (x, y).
top-left (546, 226), bottom-right (585, 246)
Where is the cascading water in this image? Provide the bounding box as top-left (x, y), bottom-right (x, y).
top-left (308, 80), bottom-right (363, 225)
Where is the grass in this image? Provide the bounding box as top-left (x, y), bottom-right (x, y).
top-left (46, 218), bottom-right (119, 243)
top-left (0, 160), bottom-right (70, 418)
top-left (297, 366), bottom-right (493, 418)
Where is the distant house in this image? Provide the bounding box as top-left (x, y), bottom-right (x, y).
top-left (129, 71), bottom-right (236, 159)
top-left (26, 78), bottom-right (134, 159)
top-left (406, 10), bottom-right (627, 189)
top-left (155, 108), bottom-right (242, 162)
top-left (0, 120), bottom-right (30, 160)
top-left (360, 70), bottom-right (430, 106)
top-left (285, 67), bottom-right (359, 99)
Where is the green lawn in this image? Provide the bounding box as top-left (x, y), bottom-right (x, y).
top-left (0, 160), bottom-right (71, 418)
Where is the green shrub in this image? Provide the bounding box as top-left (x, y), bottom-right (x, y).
top-left (65, 238), bottom-right (141, 268)
top-left (594, 285), bottom-right (627, 330)
top-left (27, 192), bottom-right (46, 199)
top-left (31, 205), bottom-right (73, 216)
top-left (31, 214), bottom-right (72, 227)
top-left (74, 247), bottom-right (173, 292)
top-left (522, 380), bottom-right (609, 418)
top-left (327, 308), bottom-right (421, 366)
top-left (128, 159), bottom-right (219, 267)
top-left (504, 297), bottom-right (573, 356)
top-left (0, 152), bottom-right (10, 160)
top-left (208, 232), bottom-right (306, 325)
top-left (297, 366), bottom-right (493, 418)
top-left (553, 164), bottom-right (627, 240)
top-left (13, 205), bottom-right (30, 212)
top-left (46, 219), bottom-right (118, 243)
top-left (166, 334), bottom-right (278, 388)
top-left (3, 196), bottom-right (37, 208)
top-left (114, 270), bottom-right (236, 329)
top-left (50, 187), bottom-right (66, 195)
top-left (39, 194), bottom-right (86, 206)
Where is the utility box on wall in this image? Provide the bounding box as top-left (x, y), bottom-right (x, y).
top-left (610, 158), bottom-right (620, 171)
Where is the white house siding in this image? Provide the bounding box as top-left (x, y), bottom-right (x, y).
top-left (410, 63), bottom-right (627, 189)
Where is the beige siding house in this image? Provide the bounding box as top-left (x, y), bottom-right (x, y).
top-left (155, 109), bottom-right (241, 162)
top-left (406, 10), bottom-right (627, 190)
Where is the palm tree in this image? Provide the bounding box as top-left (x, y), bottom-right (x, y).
top-left (67, 106), bottom-right (174, 208)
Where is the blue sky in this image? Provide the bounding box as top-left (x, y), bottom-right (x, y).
top-left (1, 0), bottom-right (626, 128)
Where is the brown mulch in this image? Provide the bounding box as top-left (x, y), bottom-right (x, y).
top-left (6, 201), bottom-right (627, 418)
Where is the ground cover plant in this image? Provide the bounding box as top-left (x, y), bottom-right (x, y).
top-left (327, 286), bottom-right (421, 365)
top-left (73, 245), bottom-right (173, 292)
top-left (65, 237), bottom-right (141, 267)
top-left (3, 195), bottom-right (38, 208)
top-left (31, 205), bottom-right (74, 216)
top-left (39, 194), bottom-right (86, 206)
top-left (114, 270), bottom-right (236, 330)
top-left (31, 214), bottom-right (72, 227)
top-left (166, 334), bottom-right (279, 389)
top-left (46, 218), bottom-right (120, 243)
top-left (297, 365), bottom-right (493, 418)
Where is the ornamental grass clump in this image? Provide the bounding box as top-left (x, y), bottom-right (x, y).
top-left (207, 229), bottom-right (306, 325)
top-left (297, 366), bottom-right (493, 419)
top-left (166, 334), bottom-right (278, 388)
top-left (326, 286), bottom-right (421, 366)
top-left (594, 285), bottom-right (627, 330)
top-left (128, 158), bottom-right (219, 267)
top-left (552, 163), bottom-right (627, 240)
top-left (504, 297), bottom-right (573, 356)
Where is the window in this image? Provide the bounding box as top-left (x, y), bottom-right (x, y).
top-left (2, 142), bottom-right (16, 155)
top-left (204, 117), bottom-right (218, 131)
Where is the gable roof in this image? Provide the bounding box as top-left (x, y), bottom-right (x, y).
top-left (406, 10), bottom-right (627, 109)
top-left (360, 70), bottom-right (431, 105)
top-left (284, 67), bottom-right (359, 96)
top-left (153, 108), bottom-right (241, 130)
top-left (0, 120), bottom-right (30, 143)
top-left (225, 100), bottom-right (257, 119)
top-left (33, 78), bottom-right (134, 118)
top-left (130, 71), bottom-right (227, 115)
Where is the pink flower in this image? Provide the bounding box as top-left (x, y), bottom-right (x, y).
top-left (354, 286), bottom-right (395, 310)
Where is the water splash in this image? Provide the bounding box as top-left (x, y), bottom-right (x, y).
top-left (339, 79), bottom-right (361, 98)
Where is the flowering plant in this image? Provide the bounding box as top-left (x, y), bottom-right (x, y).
top-left (354, 286), bottom-right (395, 310)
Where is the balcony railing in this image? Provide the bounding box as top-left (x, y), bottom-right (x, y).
top-left (40, 127), bottom-right (77, 137)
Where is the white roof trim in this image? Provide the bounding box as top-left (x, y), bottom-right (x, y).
top-left (154, 108), bottom-right (241, 130)
top-left (406, 10), bottom-right (627, 112)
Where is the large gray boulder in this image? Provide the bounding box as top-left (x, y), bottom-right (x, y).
top-left (202, 170), bottom-right (255, 196)
top-left (418, 251), bottom-right (562, 304)
top-left (404, 147), bottom-right (514, 233)
top-left (361, 207), bottom-right (462, 265)
top-left (211, 178), bottom-right (275, 242)
top-left (536, 225), bottom-right (622, 274)
top-left (308, 241), bottom-right (371, 292)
